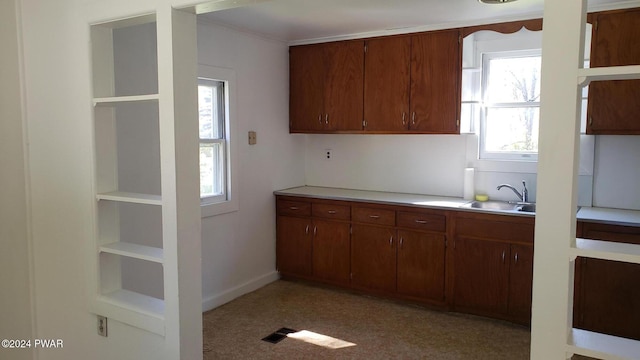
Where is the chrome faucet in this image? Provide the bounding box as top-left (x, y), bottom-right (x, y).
top-left (497, 181), bottom-right (529, 203)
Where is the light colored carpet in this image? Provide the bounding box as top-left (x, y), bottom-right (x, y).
top-left (203, 280), bottom-right (534, 359)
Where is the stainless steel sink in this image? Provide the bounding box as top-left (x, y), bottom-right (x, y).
top-left (462, 200), bottom-right (536, 213)
top-left (517, 204), bottom-right (536, 213)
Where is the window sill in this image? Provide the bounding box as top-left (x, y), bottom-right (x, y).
top-left (471, 158), bottom-right (538, 173)
top-left (201, 199), bottom-right (238, 218)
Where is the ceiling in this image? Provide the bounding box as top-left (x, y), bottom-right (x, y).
top-left (201, 0), bottom-right (636, 44)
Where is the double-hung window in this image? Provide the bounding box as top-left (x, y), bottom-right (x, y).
top-left (198, 78), bottom-right (227, 204)
top-left (480, 49), bottom-right (541, 161)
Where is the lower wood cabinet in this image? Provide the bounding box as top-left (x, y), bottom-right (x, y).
top-left (453, 212), bottom-right (534, 325)
top-left (312, 219), bottom-right (350, 286)
top-left (397, 230), bottom-right (446, 301)
top-left (351, 223), bottom-right (397, 293)
top-left (276, 215), bottom-right (312, 277)
top-left (574, 222), bottom-right (640, 340)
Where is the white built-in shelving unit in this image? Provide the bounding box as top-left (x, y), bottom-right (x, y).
top-left (90, 13), bottom-right (167, 336)
top-left (532, 1), bottom-right (640, 359)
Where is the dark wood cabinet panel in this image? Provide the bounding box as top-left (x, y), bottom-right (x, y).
top-left (352, 206), bottom-right (396, 226)
top-left (587, 9), bottom-right (640, 134)
top-left (508, 244), bottom-right (534, 324)
top-left (576, 222), bottom-right (640, 340)
top-left (323, 41), bottom-right (365, 131)
top-left (397, 230), bottom-right (446, 301)
top-left (410, 29), bottom-right (461, 133)
top-left (363, 36), bottom-right (411, 131)
top-left (579, 258), bottom-right (640, 340)
top-left (351, 224), bottom-right (397, 293)
top-left (312, 219), bottom-right (351, 286)
top-left (276, 215), bottom-right (312, 276)
top-left (289, 45), bottom-right (324, 132)
top-left (289, 41), bottom-right (364, 132)
top-left (453, 237), bottom-right (509, 315)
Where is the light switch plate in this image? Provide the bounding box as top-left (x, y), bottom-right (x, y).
top-left (248, 131), bottom-right (257, 145)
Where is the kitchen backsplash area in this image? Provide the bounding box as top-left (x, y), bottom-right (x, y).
top-left (303, 133), bottom-right (638, 210)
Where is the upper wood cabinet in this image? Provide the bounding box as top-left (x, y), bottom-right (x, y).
top-left (363, 36), bottom-right (411, 132)
top-left (409, 30), bottom-right (461, 133)
top-left (362, 30), bottom-right (461, 133)
top-left (587, 9), bottom-right (640, 134)
top-left (289, 41), bottom-right (364, 132)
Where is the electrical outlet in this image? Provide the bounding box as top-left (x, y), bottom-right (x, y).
top-left (325, 149), bottom-right (332, 160)
top-left (248, 131), bottom-right (257, 145)
top-left (98, 315), bottom-right (108, 337)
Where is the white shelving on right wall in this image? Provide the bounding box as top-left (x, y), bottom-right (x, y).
top-left (531, 2), bottom-right (640, 359)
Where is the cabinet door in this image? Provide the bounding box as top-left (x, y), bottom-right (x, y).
top-left (580, 258), bottom-right (640, 340)
top-left (578, 223), bottom-right (640, 340)
top-left (289, 45), bottom-right (325, 132)
top-left (323, 41), bottom-right (365, 131)
top-left (363, 36), bottom-right (411, 131)
top-left (312, 219), bottom-right (351, 286)
top-left (397, 230), bottom-right (446, 302)
top-left (508, 244), bottom-right (534, 324)
top-left (351, 224), bottom-right (396, 293)
top-left (587, 10), bottom-right (640, 134)
top-left (453, 237), bottom-right (509, 315)
top-left (276, 216), bottom-right (312, 276)
top-left (409, 30), bottom-right (461, 133)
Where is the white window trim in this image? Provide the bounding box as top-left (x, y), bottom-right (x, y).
top-left (464, 29), bottom-right (543, 173)
top-left (199, 64), bottom-right (238, 218)
top-left (479, 49), bottom-right (541, 162)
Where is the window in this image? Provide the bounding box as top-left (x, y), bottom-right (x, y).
top-left (197, 65), bottom-right (237, 217)
top-left (199, 78), bottom-right (227, 202)
top-left (480, 50), bottom-right (541, 161)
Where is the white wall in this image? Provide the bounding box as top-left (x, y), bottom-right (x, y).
top-left (593, 135), bottom-right (640, 210)
top-left (0, 1), bottom-right (34, 359)
top-left (197, 19), bottom-right (305, 310)
top-left (305, 134), bottom-right (466, 196)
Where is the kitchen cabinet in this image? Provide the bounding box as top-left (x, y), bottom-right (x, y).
top-left (363, 36), bottom-right (412, 132)
top-left (289, 41), bottom-right (364, 132)
top-left (453, 212), bottom-right (535, 325)
top-left (587, 9), bottom-right (640, 134)
top-left (574, 222), bottom-right (640, 340)
top-left (397, 230), bottom-right (446, 301)
top-left (311, 203), bottom-right (351, 286)
top-left (362, 30), bottom-right (461, 133)
top-left (351, 206), bottom-right (397, 293)
top-left (276, 215), bottom-right (312, 277)
top-left (276, 197), bottom-right (351, 284)
top-left (409, 30), bottom-right (461, 133)
top-left (351, 206), bottom-right (448, 304)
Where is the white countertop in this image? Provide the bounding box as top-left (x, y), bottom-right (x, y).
top-left (577, 206), bottom-right (640, 227)
top-left (275, 186), bottom-right (640, 226)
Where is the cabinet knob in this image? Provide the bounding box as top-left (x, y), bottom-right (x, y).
top-left (318, 114), bottom-right (322, 124)
top-left (412, 112), bottom-right (416, 125)
top-left (415, 219), bottom-right (428, 224)
top-left (515, 253), bottom-right (519, 264)
top-left (502, 250), bottom-right (506, 263)
top-left (327, 210), bottom-right (337, 214)
top-left (369, 215), bottom-right (380, 219)
top-left (289, 206), bottom-right (299, 210)
top-left (325, 114), bottom-right (329, 124)
top-left (402, 112), bottom-right (406, 125)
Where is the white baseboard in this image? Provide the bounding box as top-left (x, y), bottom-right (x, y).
top-left (201, 271), bottom-right (280, 312)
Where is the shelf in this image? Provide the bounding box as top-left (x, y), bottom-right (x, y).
top-left (93, 289), bottom-right (165, 335)
top-left (93, 94), bottom-right (159, 106)
top-left (577, 65), bottom-right (640, 86)
top-left (570, 238), bottom-right (640, 265)
top-left (100, 242), bottom-right (163, 263)
top-left (96, 191), bottom-right (162, 205)
top-left (568, 328), bottom-right (640, 360)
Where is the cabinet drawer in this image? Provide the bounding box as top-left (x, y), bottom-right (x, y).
top-left (277, 199), bottom-right (311, 217)
top-left (397, 211), bottom-right (445, 232)
top-left (352, 207), bottom-right (395, 226)
top-left (456, 216), bottom-right (534, 244)
top-left (312, 203), bottom-right (350, 220)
